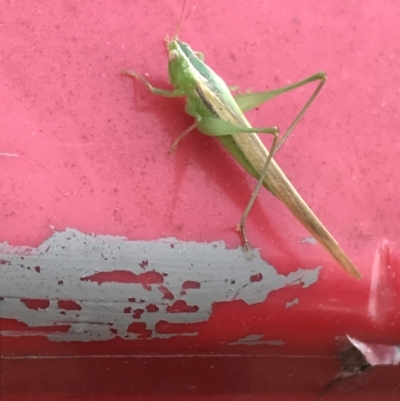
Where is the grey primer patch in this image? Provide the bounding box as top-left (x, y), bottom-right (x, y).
top-left (300, 237), bottom-right (316, 245)
top-left (0, 229), bottom-right (321, 342)
top-left (228, 335), bottom-right (285, 346)
top-left (285, 298), bottom-right (299, 308)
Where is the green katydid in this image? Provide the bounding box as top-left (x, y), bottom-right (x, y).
top-left (123, 0), bottom-right (362, 279)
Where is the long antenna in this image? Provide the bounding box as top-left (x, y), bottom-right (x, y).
top-left (174, 0), bottom-right (188, 39)
top-left (173, 0), bottom-right (196, 39)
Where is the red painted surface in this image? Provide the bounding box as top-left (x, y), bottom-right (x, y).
top-left (57, 300), bottom-right (82, 311)
top-left (182, 280), bottom-right (201, 289)
top-left (20, 299), bottom-right (50, 311)
top-left (1, 0), bottom-right (400, 399)
top-left (80, 269), bottom-right (164, 288)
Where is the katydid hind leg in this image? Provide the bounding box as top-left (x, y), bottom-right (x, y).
top-left (237, 128), bottom-right (279, 250)
top-left (237, 72), bottom-right (327, 249)
top-left (197, 116), bottom-right (280, 139)
top-left (234, 71), bottom-right (326, 114)
top-left (194, 115), bottom-right (282, 248)
top-left (272, 72), bottom-right (326, 155)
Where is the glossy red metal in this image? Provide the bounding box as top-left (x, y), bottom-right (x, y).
top-left (1, 0), bottom-right (399, 400)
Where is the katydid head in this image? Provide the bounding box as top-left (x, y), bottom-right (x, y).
top-left (165, 0), bottom-right (202, 91)
top-left (166, 39), bottom-right (198, 91)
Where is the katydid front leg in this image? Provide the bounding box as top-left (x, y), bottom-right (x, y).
top-left (122, 70), bottom-right (185, 98)
top-left (122, 70), bottom-right (195, 153)
top-left (123, 70), bottom-right (200, 154)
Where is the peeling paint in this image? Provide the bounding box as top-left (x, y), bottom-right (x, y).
top-left (228, 335), bottom-right (285, 346)
top-left (300, 237), bottom-right (316, 245)
top-left (0, 229), bottom-right (321, 342)
top-left (285, 298), bottom-right (299, 308)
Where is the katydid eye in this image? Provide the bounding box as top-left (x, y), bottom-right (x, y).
top-left (169, 50), bottom-right (179, 61)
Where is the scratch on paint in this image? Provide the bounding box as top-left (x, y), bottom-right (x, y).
top-left (228, 335), bottom-right (285, 346)
top-left (0, 229), bottom-right (322, 342)
top-left (285, 298), bottom-right (299, 308)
